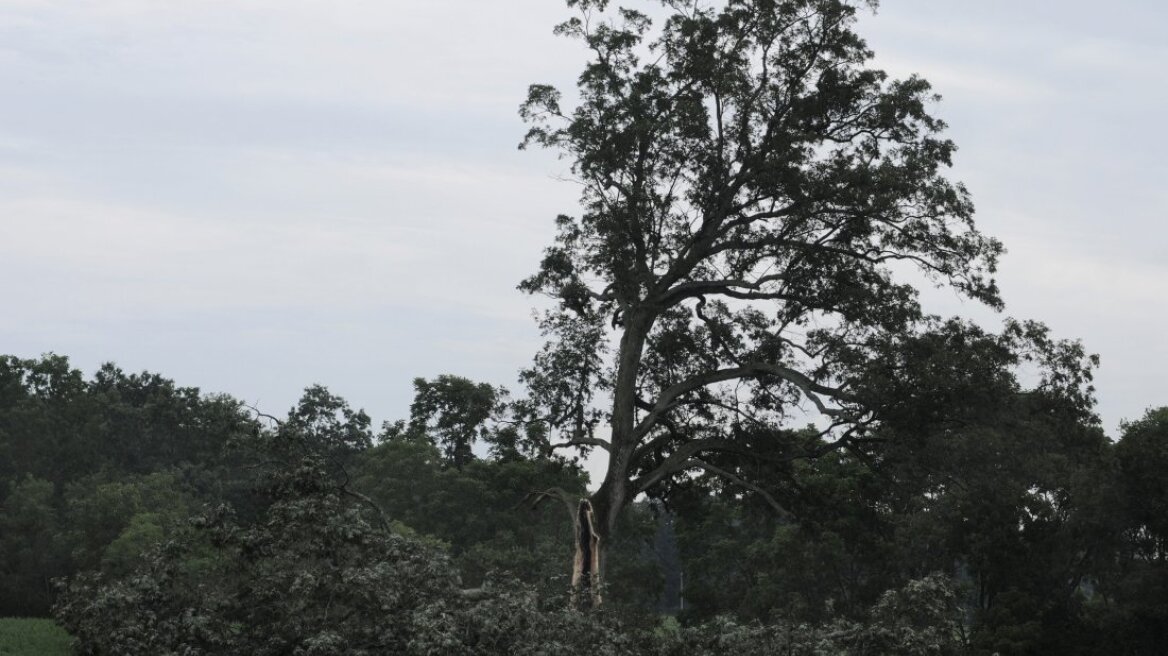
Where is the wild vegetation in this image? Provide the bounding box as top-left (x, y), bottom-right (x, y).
top-left (1, 0), bottom-right (1165, 654)
top-left (0, 618), bottom-right (72, 655)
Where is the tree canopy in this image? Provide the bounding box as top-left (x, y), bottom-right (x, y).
top-left (515, 0), bottom-right (1096, 595)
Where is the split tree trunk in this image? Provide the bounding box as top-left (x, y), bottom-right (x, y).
top-left (571, 499), bottom-right (602, 609)
top-left (570, 311), bottom-right (652, 609)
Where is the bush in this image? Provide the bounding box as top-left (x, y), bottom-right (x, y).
top-left (56, 457), bottom-right (461, 655)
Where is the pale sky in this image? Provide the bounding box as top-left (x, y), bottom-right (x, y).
top-left (2, 0), bottom-right (1165, 464)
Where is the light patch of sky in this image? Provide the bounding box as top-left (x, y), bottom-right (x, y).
top-left (863, 0), bottom-right (1168, 441)
top-left (1, 1), bottom-right (1165, 487)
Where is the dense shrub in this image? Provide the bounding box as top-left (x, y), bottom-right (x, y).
top-left (56, 457), bottom-right (460, 655)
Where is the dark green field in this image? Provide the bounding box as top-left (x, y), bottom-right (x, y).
top-left (0, 619), bottom-right (71, 655)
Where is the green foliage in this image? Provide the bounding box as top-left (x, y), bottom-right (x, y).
top-left (0, 618), bottom-right (72, 655)
top-left (285, 384), bottom-right (374, 458)
top-left (409, 375), bottom-right (501, 467)
top-left (53, 440), bottom-right (971, 655)
top-left (100, 513), bottom-right (167, 577)
top-left (0, 476), bottom-right (65, 617)
top-left (0, 355), bottom-right (252, 615)
top-left (408, 582), bottom-right (639, 656)
top-left (664, 372), bottom-right (1114, 653)
top-left (53, 416), bottom-right (646, 655)
top-left (61, 471), bottom-right (199, 573)
top-left (515, 5), bottom-right (1086, 618)
top-left (351, 435), bottom-right (585, 593)
top-left (0, 355), bottom-right (90, 488)
top-left (656, 574), bottom-right (966, 656)
top-left (56, 457), bottom-right (460, 655)
top-left (1088, 407), bottom-right (1168, 654)
top-left (670, 444), bottom-right (899, 625)
top-left (396, 375), bottom-right (551, 466)
top-left (853, 574), bottom-right (967, 655)
top-left (19, 357), bottom-right (1166, 653)
top-left (1115, 407), bottom-right (1168, 546)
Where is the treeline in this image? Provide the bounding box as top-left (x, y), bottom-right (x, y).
top-left (1, 354), bottom-right (1167, 654)
top-left (0, 356), bottom-right (606, 615)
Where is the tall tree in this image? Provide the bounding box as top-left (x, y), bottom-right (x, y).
top-left (518, 0), bottom-right (1011, 601)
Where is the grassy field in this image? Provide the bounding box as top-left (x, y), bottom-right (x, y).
top-left (0, 618), bottom-right (72, 655)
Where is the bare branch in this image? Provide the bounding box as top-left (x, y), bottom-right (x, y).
top-left (520, 487), bottom-right (581, 526)
top-left (244, 402), bottom-right (283, 427)
top-left (549, 436), bottom-right (612, 452)
top-left (341, 488), bottom-right (392, 533)
top-left (633, 438), bottom-right (739, 493)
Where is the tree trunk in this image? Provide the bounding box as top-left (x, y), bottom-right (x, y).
top-left (571, 499), bottom-right (602, 609)
top-left (570, 311), bottom-right (651, 609)
top-left (571, 485), bottom-right (626, 610)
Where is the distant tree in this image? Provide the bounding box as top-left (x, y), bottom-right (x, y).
top-left (0, 355), bottom-right (91, 488)
top-left (1115, 408), bottom-right (1168, 557)
top-left (61, 471), bottom-right (199, 575)
top-left (0, 475), bottom-right (65, 616)
top-left (0, 355), bottom-right (251, 616)
top-left (76, 362), bottom-right (247, 477)
top-left (403, 375), bottom-right (552, 466)
top-left (669, 429), bottom-right (897, 625)
top-left (408, 375), bottom-right (502, 467)
top-left (515, 0), bottom-right (1096, 602)
top-left (1095, 407), bottom-right (1168, 654)
top-left (664, 319), bottom-right (1109, 650)
top-left (284, 383), bottom-right (374, 458)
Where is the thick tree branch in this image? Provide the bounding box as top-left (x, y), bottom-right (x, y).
top-left (520, 487), bottom-right (580, 527)
top-left (632, 362), bottom-right (851, 440)
top-left (633, 438), bottom-right (740, 493)
top-left (689, 458), bottom-right (794, 520)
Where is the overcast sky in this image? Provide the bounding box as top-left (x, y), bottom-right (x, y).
top-left (2, 1), bottom-right (1165, 460)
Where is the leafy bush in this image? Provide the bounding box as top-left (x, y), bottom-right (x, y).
top-left (56, 456), bottom-right (461, 655)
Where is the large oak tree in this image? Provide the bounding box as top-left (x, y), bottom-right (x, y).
top-left (518, 0), bottom-right (1000, 597)
top-left (516, 0), bottom-right (1084, 603)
